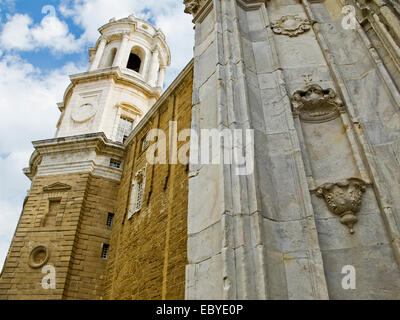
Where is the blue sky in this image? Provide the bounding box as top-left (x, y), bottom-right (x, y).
top-left (0, 0), bottom-right (193, 270)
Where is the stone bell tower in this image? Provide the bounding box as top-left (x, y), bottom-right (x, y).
top-left (56, 13), bottom-right (170, 142)
top-left (0, 14), bottom-right (170, 300)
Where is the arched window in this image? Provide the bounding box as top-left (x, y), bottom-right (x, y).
top-left (127, 53), bottom-right (141, 72)
top-left (126, 46), bottom-right (145, 73)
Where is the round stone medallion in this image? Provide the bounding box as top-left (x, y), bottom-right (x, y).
top-left (71, 103), bottom-right (97, 123)
top-left (28, 245), bottom-right (49, 269)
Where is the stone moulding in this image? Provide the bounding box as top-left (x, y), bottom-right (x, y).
top-left (43, 182), bottom-right (72, 193)
top-left (292, 84), bottom-right (344, 123)
top-left (316, 178), bottom-right (367, 234)
top-left (271, 15), bottom-right (311, 37)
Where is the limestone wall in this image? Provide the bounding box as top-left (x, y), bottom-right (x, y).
top-left (185, 0), bottom-right (400, 299)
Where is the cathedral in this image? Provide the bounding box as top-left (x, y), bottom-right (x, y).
top-left (1, 0), bottom-right (400, 300)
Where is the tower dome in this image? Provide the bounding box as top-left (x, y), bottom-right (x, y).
top-left (55, 14), bottom-right (171, 143)
top-left (89, 14), bottom-right (170, 88)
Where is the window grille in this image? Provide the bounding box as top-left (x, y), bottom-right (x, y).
top-left (128, 167), bottom-right (146, 219)
top-left (141, 131), bottom-right (151, 151)
top-left (106, 213), bottom-right (114, 227)
top-left (109, 159), bottom-right (121, 168)
top-left (101, 244), bottom-right (110, 259)
top-left (116, 117), bottom-right (134, 143)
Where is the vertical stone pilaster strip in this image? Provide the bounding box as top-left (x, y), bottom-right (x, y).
top-left (301, 0), bottom-right (400, 268)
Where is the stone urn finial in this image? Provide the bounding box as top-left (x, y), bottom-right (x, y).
top-left (316, 178), bottom-right (366, 234)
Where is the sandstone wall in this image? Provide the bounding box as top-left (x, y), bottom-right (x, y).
top-left (103, 63), bottom-right (193, 300)
top-left (0, 173), bottom-right (119, 299)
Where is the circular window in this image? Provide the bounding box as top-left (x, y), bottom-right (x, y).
top-left (28, 245), bottom-right (49, 269)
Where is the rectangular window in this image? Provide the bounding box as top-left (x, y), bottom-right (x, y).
top-left (135, 179), bottom-right (144, 211)
top-left (128, 167), bottom-right (146, 219)
top-left (109, 159), bottom-right (121, 168)
top-left (45, 199), bottom-right (61, 226)
top-left (106, 213), bottom-right (114, 227)
top-left (116, 117), bottom-right (134, 143)
top-left (101, 244), bottom-right (110, 259)
top-left (141, 131), bottom-right (151, 151)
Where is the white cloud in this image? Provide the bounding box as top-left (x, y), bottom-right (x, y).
top-left (0, 13), bottom-right (84, 53)
top-left (59, 0), bottom-right (194, 86)
top-left (0, 54), bottom-right (83, 270)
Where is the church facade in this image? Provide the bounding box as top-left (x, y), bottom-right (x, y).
top-left (2, 0), bottom-right (400, 299)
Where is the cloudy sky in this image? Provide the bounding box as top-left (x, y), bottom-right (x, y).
top-left (0, 0), bottom-right (193, 270)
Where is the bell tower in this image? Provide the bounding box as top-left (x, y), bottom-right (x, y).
top-left (56, 13), bottom-right (170, 142)
top-left (0, 14), bottom-right (170, 300)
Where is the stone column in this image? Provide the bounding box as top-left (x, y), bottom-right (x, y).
top-left (89, 37), bottom-right (107, 71)
top-left (113, 32), bottom-right (129, 68)
top-left (147, 49), bottom-right (159, 86)
top-left (157, 66), bottom-right (166, 88)
top-left (184, 0), bottom-right (329, 300)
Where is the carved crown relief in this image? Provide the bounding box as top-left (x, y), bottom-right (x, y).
top-left (183, 0), bottom-right (201, 15)
top-left (292, 84), bottom-right (344, 123)
top-left (271, 15), bottom-right (311, 37)
top-left (316, 178), bottom-right (366, 234)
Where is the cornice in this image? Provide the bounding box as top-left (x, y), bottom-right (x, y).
top-left (24, 133), bottom-right (126, 181)
top-left (184, 0), bottom-right (268, 22)
top-left (69, 67), bottom-right (162, 99)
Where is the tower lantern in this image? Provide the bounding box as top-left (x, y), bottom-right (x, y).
top-left (56, 14), bottom-right (171, 143)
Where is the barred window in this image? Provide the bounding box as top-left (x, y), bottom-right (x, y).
top-left (106, 213), bottom-right (114, 227)
top-left (116, 116), bottom-right (134, 143)
top-left (141, 131), bottom-right (151, 151)
top-left (101, 244), bottom-right (110, 259)
top-left (109, 159), bottom-right (121, 168)
top-left (135, 179), bottom-right (144, 211)
top-left (128, 167), bottom-right (146, 219)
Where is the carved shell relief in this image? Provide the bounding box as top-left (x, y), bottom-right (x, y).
top-left (292, 84), bottom-right (344, 123)
top-left (271, 15), bottom-right (311, 37)
top-left (316, 178), bottom-right (366, 234)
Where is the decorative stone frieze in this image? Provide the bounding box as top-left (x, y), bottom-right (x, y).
top-left (292, 84), bottom-right (344, 123)
top-left (271, 15), bottom-right (311, 37)
top-left (316, 178), bottom-right (367, 234)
